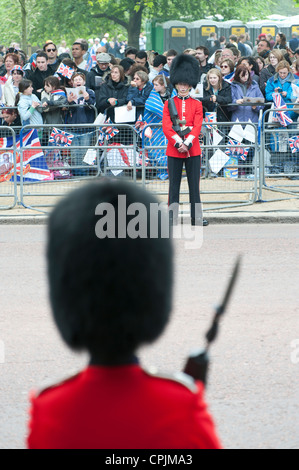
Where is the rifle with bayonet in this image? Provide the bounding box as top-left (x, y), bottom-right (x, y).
top-left (183, 256), bottom-right (241, 386)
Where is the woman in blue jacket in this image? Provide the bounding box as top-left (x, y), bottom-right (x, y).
top-left (126, 70), bottom-right (153, 117)
top-left (265, 60), bottom-right (299, 121)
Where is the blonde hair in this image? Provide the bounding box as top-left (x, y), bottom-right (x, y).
top-left (205, 68), bottom-right (223, 91)
top-left (267, 49), bottom-right (284, 64)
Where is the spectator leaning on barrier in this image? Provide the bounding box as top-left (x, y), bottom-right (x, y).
top-left (15, 79), bottom-right (43, 139)
top-left (230, 65), bottom-right (265, 177)
top-left (96, 64), bottom-right (129, 121)
top-left (66, 72), bottom-right (96, 177)
top-left (237, 56), bottom-right (260, 83)
top-left (230, 65), bottom-right (264, 124)
top-left (201, 68), bottom-right (232, 122)
top-left (127, 70), bottom-right (153, 118)
top-left (41, 75), bottom-right (68, 125)
top-left (265, 60), bottom-right (299, 121)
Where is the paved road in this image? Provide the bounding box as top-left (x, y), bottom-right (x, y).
top-left (0, 224), bottom-right (298, 449)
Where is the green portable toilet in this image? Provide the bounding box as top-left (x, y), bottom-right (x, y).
top-left (163, 20), bottom-right (192, 53)
top-left (191, 20), bottom-right (219, 49)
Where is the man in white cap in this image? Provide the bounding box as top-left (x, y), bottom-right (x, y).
top-left (86, 52), bottom-right (111, 106)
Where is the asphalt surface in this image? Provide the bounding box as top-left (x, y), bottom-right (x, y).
top-left (0, 222), bottom-right (298, 450)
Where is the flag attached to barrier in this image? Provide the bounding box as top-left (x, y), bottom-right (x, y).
top-left (225, 138), bottom-right (249, 161)
top-left (134, 114), bottom-right (152, 138)
top-left (272, 93), bottom-right (293, 127)
top-left (288, 135), bottom-right (299, 153)
top-left (204, 112), bottom-right (217, 129)
top-left (56, 62), bottom-right (75, 79)
top-left (105, 143), bottom-right (146, 176)
top-left (97, 119), bottom-right (119, 145)
top-left (0, 129), bottom-right (51, 183)
top-left (49, 128), bottom-right (74, 146)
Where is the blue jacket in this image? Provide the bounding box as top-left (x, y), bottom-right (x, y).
top-left (127, 82), bottom-right (153, 107)
top-left (265, 72), bottom-right (299, 104)
top-left (66, 88), bottom-right (96, 125)
top-left (230, 80), bottom-right (264, 123)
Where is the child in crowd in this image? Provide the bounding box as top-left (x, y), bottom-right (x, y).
top-left (66, 72), bottom-right (96, 176)
top-left (66, 72), bottom-right (96, 124)
top-left (41, 75), bottom-right (68, 125)
top-left (15, 79), bottom-right (43, 139)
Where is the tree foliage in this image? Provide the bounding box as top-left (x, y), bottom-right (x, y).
top-left (0, 0), bottom-right (296, 52)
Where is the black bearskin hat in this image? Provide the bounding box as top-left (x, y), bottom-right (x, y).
top-left (47, 179), bottom-right (173, 364)
top-left (170, 54), bottom-right (199, 89)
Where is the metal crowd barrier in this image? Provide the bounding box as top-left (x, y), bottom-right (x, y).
top-left (141, 121), bottom-right (259, 211)
top-left (0, 126), bottom-right (18, 209)
top-left (260, 107), bottom-right (299, 200)
top-left (2, 103), bottom-right (299, 214)
top-left (17, 122), bottom-right (138, 211)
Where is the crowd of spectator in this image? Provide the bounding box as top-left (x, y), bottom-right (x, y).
top-left (1, 32), bottom-right (299, 124)
top-left (1, 31), bottom-right (299, 177)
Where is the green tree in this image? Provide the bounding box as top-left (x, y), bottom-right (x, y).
top-left (0, 0), bottom-right (292, 53)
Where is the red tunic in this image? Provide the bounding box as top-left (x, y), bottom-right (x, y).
top-left (162, 96), bottom-right (203, 158)
top-left (27, 364), bottom-right (221, 449)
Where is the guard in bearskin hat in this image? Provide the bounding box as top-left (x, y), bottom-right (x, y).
top-left (162, 54), bottom-right (208, 226)
top-left (26, 178), bottom-right (220, 449)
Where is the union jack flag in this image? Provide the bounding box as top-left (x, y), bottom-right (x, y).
top-left (272, 93), bottom-right (293, 127)
top-left (56, 62), bottom-right (75, 80)
top-left (0, 129), bottom-right (51, 183)
top-left (49, 128), bottom-right (74, 146)
top-left (86, 52), bottom-right (96, 72)
top-left (204, 112), bottom-right (217, 129)
top-left (134, 114), bottom-right (152, 138)
top-left (288, 135), bottom-right (299, 153)
top-left (225, 138), bottom-right (249, 161)
top-left (224, 71), bottom-right (235, 83)
top-left (98, 118), bottom-right (119, 145)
